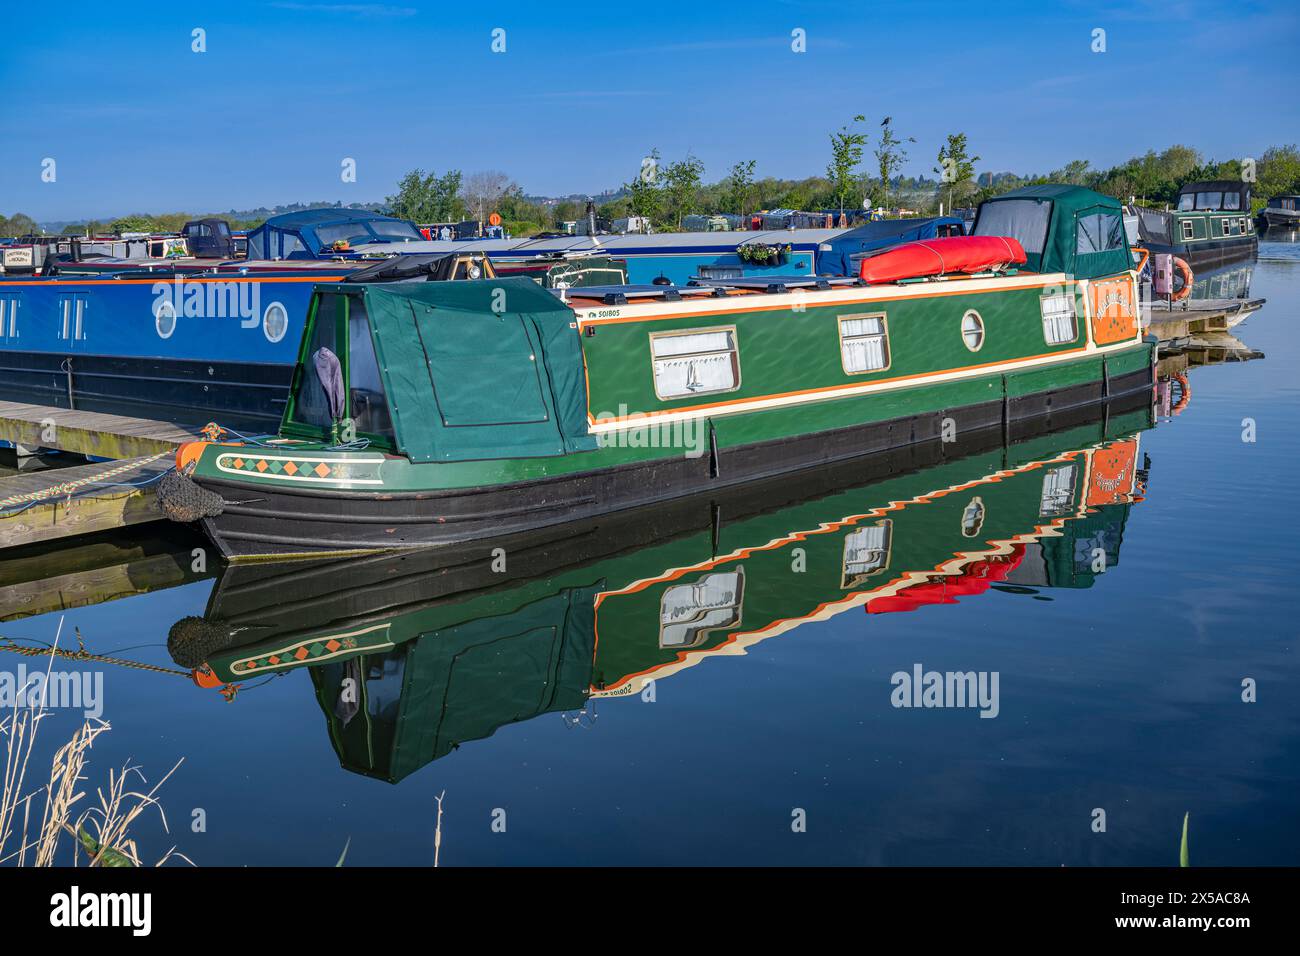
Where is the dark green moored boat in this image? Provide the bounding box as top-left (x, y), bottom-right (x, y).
top-left (1132, 180), bottom-right (1259, 271)
top-left (168, 403), bottom-right (1152, 781)
top-left (159, 185), bottom-right (1156, 559)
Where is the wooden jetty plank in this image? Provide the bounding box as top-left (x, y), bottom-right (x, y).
top-left (1144, 298), bottom-right (1265, 344)
top-left (0, 544), bottom-right (201, 623)
top-left (0, 402), bottom-right (197, 459)
top-left (0, 456), bottom-right (172, 548)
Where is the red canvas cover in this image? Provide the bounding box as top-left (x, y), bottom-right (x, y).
top-left (859, 235), bottom-right (1028, 283)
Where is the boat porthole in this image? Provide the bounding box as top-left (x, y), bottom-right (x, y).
top-left (961, 310), bottom-right (985, 352)
top-left (154, 299), bottom-right (177, 339)
top-left (263, 302), bottom-right (289, 343)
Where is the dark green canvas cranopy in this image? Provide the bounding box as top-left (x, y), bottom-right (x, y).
top-left (282, 277), bottom-right (597, 462)
top-left (161, 182), bottom-right (1158, 560)
top-left (973, 184), bottom-right (1131, 280)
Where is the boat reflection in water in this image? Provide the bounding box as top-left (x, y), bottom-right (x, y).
top-left (1184, 260), bottom-right (1254, 305)
top-left (167, 395), bottom-right (1154, 783)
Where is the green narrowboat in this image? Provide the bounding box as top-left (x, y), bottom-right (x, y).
top-left (159, 185), bottom-right (1156, 560)
top-left (1132, 180), bottom-right (1258, 271)
top-left (169, 403), bottom-right (1152, 781)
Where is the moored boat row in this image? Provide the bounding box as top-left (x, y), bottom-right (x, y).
top-left (156, 185), bottom-right (1158, 559)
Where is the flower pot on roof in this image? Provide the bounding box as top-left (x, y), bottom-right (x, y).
top-left (737, 241), bottom-right (787, 267)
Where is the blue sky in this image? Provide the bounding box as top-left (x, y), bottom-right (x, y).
top-left (1, 0), bottom-right (1296, 221)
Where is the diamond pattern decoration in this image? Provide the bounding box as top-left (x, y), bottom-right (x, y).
top-left (230, 633), bottom-right (371, 675)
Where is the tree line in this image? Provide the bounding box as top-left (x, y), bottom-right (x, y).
top-left (9, 127), bottom-right (1300, 239)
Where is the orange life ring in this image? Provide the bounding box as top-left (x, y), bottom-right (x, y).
top-left (1170, 257), bottom-right (1193, 301)
top-left (1171, 372), bottom-right (1191, 416)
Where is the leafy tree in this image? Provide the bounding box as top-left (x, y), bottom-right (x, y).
top-left (1, 212), bottom-right (40, 236)
top-left (827, 115), bottom-right (868, 216)
top-left (724, 160), bottom-right (757, 217)
top-left (875, 116), bottom-right (915, 211)
top-left (1158, 145), bottom-right (1200, 183)
top-left (661, 154), bottom-right (705, 228)
top-left (934, 132), bottom-right (980, 213)
top-left (385, 168), bottom-right (464, 223)
top-left (622, 149), bottom-right (663, 224)
top-left (461, 170), bottom-right (514, 224)
top-left (1256, 144), bottom-right (1300, 201)
top-left (109, 214), bottom-right (156, 234)
top-left (1050, 159), bottom-right (1093, 186)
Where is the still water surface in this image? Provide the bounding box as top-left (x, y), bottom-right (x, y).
top-left (3, 244), bottom-right (1298, 866)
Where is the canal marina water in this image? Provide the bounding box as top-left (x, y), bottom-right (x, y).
top-left (0, 243), bottom-right (1295, 865)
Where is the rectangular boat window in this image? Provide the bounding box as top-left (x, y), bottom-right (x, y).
top-left (1195, 191), bottom-right (1223, 210)
top-left (1177, 194), bottom-right (1195, 212)
top-left (346, 298), bottom-right (395, 443)
top-left (974, 199), bottom-right (1050, 254)
top-left (368, 220), bottom-right (424, 241)
top-left (279, 231), bottom-right (306, 259)
top-left (1040, 293), bottom-right (1077, 345)
top-left (316, 223), bottom-right (371, 248)
top-left (0, 298), bottom-right (15, 340)
top-left (659, 569), bottom-right (745, 649)
top-left (842, 521), bottom-right (892, 588)
top-left (1076, 212), bottom-right (1124, 254)
top-left (651, 327), bottom-right (740, 399)
top-left (1181, 220), bottom-right (1195, 241)
top-left (1040, 463), bottom-right (1077, 517)
top-left (289, 294), bottom-right (342, 429)
top-left (1222, 192), bottom-right (1242, 210)
top-left (839, 313), bottom-right (889, 374)
top-left (1221, 218), bottom-right (1232, 237)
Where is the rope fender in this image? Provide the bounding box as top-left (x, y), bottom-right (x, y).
top-left (157, 468), bottom-right (225, 524)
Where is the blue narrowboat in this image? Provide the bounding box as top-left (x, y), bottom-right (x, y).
top-left (0, 260), bottom-right (353, 432)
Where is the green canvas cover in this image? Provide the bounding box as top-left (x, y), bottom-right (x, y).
top-left (359, 278), bottom-right (597, 463)
top-left (976, 184), bottom-right (1132, 281)
top-left (316, 585), bottom-right (599, 783)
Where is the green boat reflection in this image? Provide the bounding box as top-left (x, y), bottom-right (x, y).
top-left (169, 396), bottom-right (1153, 783)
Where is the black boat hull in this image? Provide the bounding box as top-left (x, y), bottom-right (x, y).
top-left (184, 365), bottom-right (1157, 561)
top-left (0, 350), bottom-right (290, 434)
top-left (1141, 236), bottom-right (1258, 272)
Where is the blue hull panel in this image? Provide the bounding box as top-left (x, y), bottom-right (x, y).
top-left (0, 274), bottom-right (325, 431)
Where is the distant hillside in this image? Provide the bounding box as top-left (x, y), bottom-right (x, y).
top-left (41, 200), bottom-right (388, 235)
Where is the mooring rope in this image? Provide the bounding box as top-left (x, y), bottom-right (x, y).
top-left (0, 637), bottom-right (191, 678)
top-left (0, 452), bottom-right (172, 512)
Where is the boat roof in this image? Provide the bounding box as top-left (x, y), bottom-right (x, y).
top-left (991, 184), bottom-right (1108, 202)
top-left (351, 227), bottom-right (850, 257)
top-left (261, 207), bottom-right (410, 229)
top-left (1178, 180), bottom-right (1248, 196)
